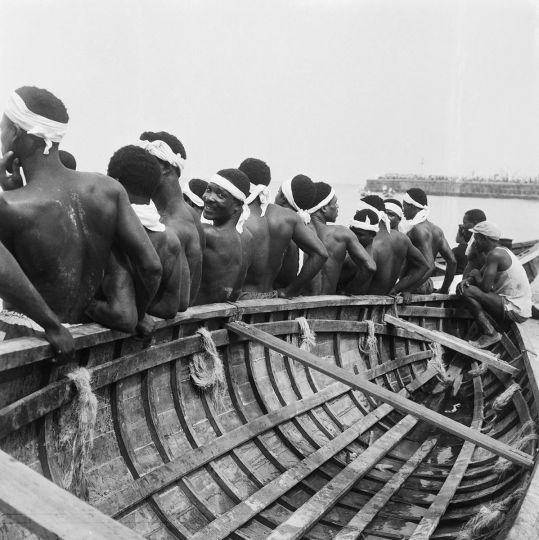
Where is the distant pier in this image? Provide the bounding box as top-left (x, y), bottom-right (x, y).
top-left (365, 175), bottom-right (539, 199)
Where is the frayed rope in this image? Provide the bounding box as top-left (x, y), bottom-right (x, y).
top-left (492, 382), bottom-right (521, 412)
top-left (428, 342), bottom-right (451, 386)
top-left (190, 327), bottom-right (226, 411)
top-left (494, 421), bottom-right (537, 476)
top-left (58, 368), bottom-right (98, 500)
top-left (469, 363), bottom-right (488, 377)
top-left (360, 320), bottom-right (378, 364)
top-left (296, 317), bottom-right (316, 352)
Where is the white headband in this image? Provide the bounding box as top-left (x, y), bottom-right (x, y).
top-left (131, 201), bottom-right (166, 232)
top-left (308, 187), bottom-right (336, 214)
top-left (404, 192), bottom-right (428, 209)
top-left (245, 183), bottom-right (270, 216)
top-left (384, 201), bottom-right (403, 219)
top-left (136, 139), bottom-right (185, 172)
top-left (4, 91), bottom-right (68, 155)
top-left (183, 181), bottom-right (204, 207)
top-left (357, 200), bottom-right (391, 233)
top-left (209, 173), bottom-right (250, 233)
top-left (349, 217), bottom-right (379, 232)
top-left (281, 178), bottom-right (311, 224)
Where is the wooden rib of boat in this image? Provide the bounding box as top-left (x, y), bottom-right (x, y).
top-left (0, 294), bottom-right (538, 539)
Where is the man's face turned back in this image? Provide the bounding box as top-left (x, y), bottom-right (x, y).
top-left (203, 183), bottom-right (240, 222)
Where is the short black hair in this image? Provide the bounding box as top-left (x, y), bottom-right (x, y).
top-left (406, 188), bottom-right (428, 206)
top-left (384, 198), bottom-right (402, 209)
top-left (464, 209), bottom-right (487, 224)
top-left (140, 131), bottom-right (186, 159)
top-left (15, 86), bottom-right (69, 123)
top-left (239, 158), bottom-right (271, 186)
top-left (189, 178), bottom-right (208, 198)
top-left (216, 168), bottom-right (251, 198)
top-left (312, 182), bottom-right (333, 207)
top-left (59, 150), bottom-right (76, 170)
top-left (107, 145), bottom-right (161, 199)
top-left (290, 174), bottom-right (316, 210)
top-left (361, 195), bottom-right (385, 212)
top-left (353, 208), bottom-right (379, 224)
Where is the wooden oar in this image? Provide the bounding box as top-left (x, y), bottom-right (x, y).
top-left (225, 321), bottom-right (533, 469)
top-left (384, 314), bottom-right (519, 376)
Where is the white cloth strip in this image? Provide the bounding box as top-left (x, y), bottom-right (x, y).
top-left (4, 92), bottom-right (67, 155)
top-left (245, 183), bottom-right (270, 216)
top-left (401, 208), bottom-right (430, 233)
top-left (136, 139), bottom-right (185, 172)
top-left (209, 174), bottom-right (250, 233)
top-left (183, 181), bottom-right (204, 207)
top-left (308, 188), bottom-right (336, 214)
top-left (131, 202), bottom-right (166, 232)
top-left (357, 200), bottom-right (390, 233)
top-left (384, 201), bottom-right (403, 219)
top-left (281, 179), bottom-right (311, 224)
top-left (404, 192), bottom-right (427, 209)
top-left (349, 218), bottom-right (379, 232)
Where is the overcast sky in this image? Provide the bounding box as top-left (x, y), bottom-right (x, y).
top-left (1, 0), bottom-right (538, 185)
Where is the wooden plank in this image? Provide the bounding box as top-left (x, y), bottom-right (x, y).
top-left (384, 314), bottom-right (519, 376)
top-left (397, 306), bottom-right (472, 319)
top-left (0, 449), bottom-right (143, 540)
top-left (98, 382), bottom-right (349, 517)
top-left (188, 402), bottom-right (396, 540)
top-left (334, 436), bottom-right (438, 540)
top-left (226, 321), bottom-right (532, 468)
top-left (266, 415), bottom-right (419, 540)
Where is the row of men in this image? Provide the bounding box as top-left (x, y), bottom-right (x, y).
top-left (0, 86), bottom-right (531, 358)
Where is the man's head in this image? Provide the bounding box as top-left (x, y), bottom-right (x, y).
top-left (350, 209), bottom-right (379, 247)
top-left (203, 169), bottom-right (251, 230)
top-left (384, 198), bottom-right (403, 230)
top-left (310, 182), bottom-right (338, 223)
top-left (360, 195), bottom-right (385, 213)
top-left (471, 221), bottom-right (501, 253)
top-left (59, 150), bottom-right (76, 170)
top-left (1, 86), bottom-right (69, 158)
top-left (107, 145), bottom-right (161, 201)
top-left (403, 188), bottom-right (428, 220)
top-left (239, 158), bottom-right (271, 187)
top-left (139, 131), bottom-right (186, 178)
top-left (184, 178), bottom-right (208, 210)
top-left (275, 174), bottom-right (315, 211)
top-left (463, 209), bottom-right (487, 230)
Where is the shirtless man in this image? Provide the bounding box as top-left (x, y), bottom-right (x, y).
top-left (195, 169), bottom-right (253, 305)
top-left (384, 198), bottom-right (404, 231)
top-left (138, 131), bottom-right (204, 306)
top-left (0, 86), bottom-right (161, 324)
top-left (402, 188), bottom-right (456, 294)
top-left (303, 182), bottom-right (375, 295)
top-left (458, 221), bottom-right (532, 348)
top-left (238, 163), bottom-right (328, 298)
top-left (339, 200), bottom-right (428, 295)
top-left (460, 209), bottom-right (487, 277)
top-left (88, 145), bottom-right (183, 332)
top-left (183, 178), bottom-right (207, 218)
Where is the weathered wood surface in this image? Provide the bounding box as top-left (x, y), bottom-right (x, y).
top-left (226, 321), bottom-right (533, 468)
top-left (385, 314), bottom-right (519, 375)
top-left (0, 448), bottom-right (143, 540)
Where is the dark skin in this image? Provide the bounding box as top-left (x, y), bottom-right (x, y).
top-left (402, 202), bottom-right (457, 294)
top-left (243, 193), bottom-right (328, 297)
top-left (458, 235), bottom-right (511, 335)
top-left (461, 212), bottom-right (486, 278)
top-left (152, 161), bottom-right (204, 308)
top-left (303, 197), bottom-right (376, 295)
top-left (194, 183), bottom-right (253, 305)
top-left (0, 117), bottom-right (162, 324)
top-left (386, 209), bottom-right (402, 231)
top-left (183, 195), bottom-right (203, 218)
top-left (340, 222), bottom-right (429, 295)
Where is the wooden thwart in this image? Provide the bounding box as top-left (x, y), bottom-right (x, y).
top-left (384, 314), bottom-right (519, 376)
top-left (0, 449), bottom-right (143, 540)
top-left (226, 321), bottom-right (532, 468)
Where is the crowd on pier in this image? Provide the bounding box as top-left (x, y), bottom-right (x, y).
top-left (0, 86), bottom-right (534, 358)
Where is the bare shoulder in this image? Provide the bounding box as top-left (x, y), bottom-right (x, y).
top-left (74, 171), bottom-right (122, 196)
top-left (331, 224), bottom-right (355, 241)
top-left (266, 204), bottom-right (297, 225)
top-left (165, 227), bottom-right (182, 255)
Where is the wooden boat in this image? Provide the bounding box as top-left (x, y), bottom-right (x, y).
top-left (0, 294), bottom-right (538, 539)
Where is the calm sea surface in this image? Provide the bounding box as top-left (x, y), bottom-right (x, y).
top-left (331, 184), bottom-right (539, 246)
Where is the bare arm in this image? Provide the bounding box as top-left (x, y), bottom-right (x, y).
top-left (282, 218), bottom-right (328, 297)
top-left (274, 241), bottom-right (299, 289)
top-left (115, 188), bottom-right (162, 320)
top-left (148, 236), bottom-right (182, 319)
top-left (470, 250), bottom-right (503, 292)
top-left (86, 250), bottom-right (138, 333)
top-left (346, 230), bottom-right (376, 275)
top-left (390, 238), bottom-right (429, 294)
top-left (437, 235), bottom-right (457, 294)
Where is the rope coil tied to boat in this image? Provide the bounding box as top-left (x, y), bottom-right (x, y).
top-left (57, 367), bottom-right (98, 500)
top-left (493, 421), bottom-right (537, 476)
top-left (492, 382), bottom-right (521, 412)
top-left (295, 317), bottom-right (316, 352)
top-left (427, 342), bottom-right (451, 386)
top-left (190, 327), bottom-right (226, 411)
top-left (359, 320), bottom-right (379, 364)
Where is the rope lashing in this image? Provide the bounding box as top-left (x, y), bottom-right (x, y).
top-left (359, 320), bottom-right (379, 365)
top-left (492, 382), bottom-right (521, 412)
top-left (295, 317), bottom-right (316, 352)
top-left (428, 342), bottom-right (451, 386)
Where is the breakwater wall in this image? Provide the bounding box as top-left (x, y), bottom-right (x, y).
top-left (365, 178), bottom-right (539, 199)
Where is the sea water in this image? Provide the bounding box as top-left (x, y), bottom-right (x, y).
top-left (332, 184), bottom-right (539, 246)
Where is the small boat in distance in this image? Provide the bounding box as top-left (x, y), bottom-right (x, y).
top-left (0, 294), bottom-right (538, 539)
